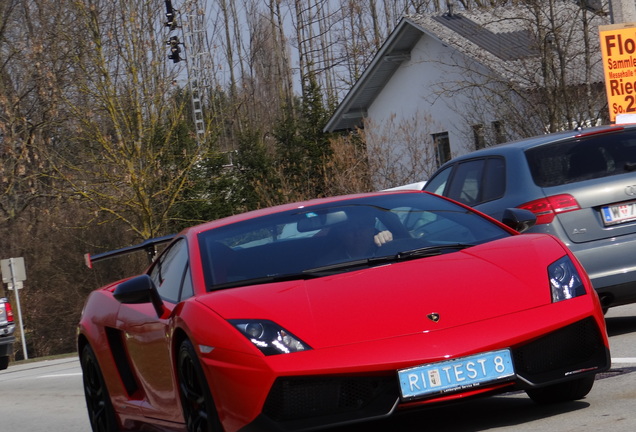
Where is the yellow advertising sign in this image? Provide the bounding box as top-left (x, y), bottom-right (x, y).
top-left (599, 23), bottom-right (636, 122)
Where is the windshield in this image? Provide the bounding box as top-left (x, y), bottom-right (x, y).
top-left (199, 193), bottom-right (510, 289)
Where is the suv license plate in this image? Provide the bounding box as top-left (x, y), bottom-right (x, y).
top-left (398, 349), bottom-right (515, 400)
top-left (601, 201), bottom-right (636, 226)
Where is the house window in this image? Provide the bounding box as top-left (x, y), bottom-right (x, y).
top-left (492, 121), bottom-right (506, 144)
top-left (432, 132), bottom-right (451, 166)
top-left (472, 124), bottom-right (486, 150)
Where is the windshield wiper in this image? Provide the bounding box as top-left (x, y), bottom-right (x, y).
top-left (302, 244), bottom-right (475, 275)
top-left (302, 258), bottom-right (387, 275)
top-left (211, 257), bottom-right (398, 289)
top-left (212, 244), bottom-right (477, 289)
top-left (395, 243), bottom-right (475, 260)
top-left (210, 272), bottom-right (321, 290)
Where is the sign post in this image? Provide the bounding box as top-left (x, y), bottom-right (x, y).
top-left (1, 257), bottom-right (28, 359)
top-left (599, 22), bottom-right (636, 122)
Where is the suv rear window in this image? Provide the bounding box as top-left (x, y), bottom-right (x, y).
top-left (525, 130), bottom-right (636, 187)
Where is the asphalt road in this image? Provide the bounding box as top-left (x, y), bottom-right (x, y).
top-left (1, 304), bottom-right (636, 432)
top-left (0, 355), bottom-right (88, 431)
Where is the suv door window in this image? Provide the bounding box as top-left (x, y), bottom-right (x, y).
top-left (424, 165), bottom-right (453, 195)
top-left (481, 157), bottom-right (506, 202)
top-left (427, 157), bottom-right (506, 206)
top-left (447, 159), bottom-right (485, 205)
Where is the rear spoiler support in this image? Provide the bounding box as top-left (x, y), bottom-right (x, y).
top-left (84, 234), bottom-right (175, 268)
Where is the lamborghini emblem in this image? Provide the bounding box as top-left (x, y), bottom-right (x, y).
top-left (427, 313), bottom-right (440, 323)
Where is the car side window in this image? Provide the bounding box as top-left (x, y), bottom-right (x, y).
top-left (180, 265), bottom-right (194, 300)
top-left (423, 165), bottom-right (453, 195)
top-left (447, 159), bottom-right (485, 205)
top-left (149, 239), bottom-right (189, 303)
top-left (481, 157), bottom-right (506, 202)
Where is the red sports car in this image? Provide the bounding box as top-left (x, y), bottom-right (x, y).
top-left (78, 191), bottom-right (610, 432)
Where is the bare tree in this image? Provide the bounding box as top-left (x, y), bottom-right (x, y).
top-left (51, 0), bottom-right (208, 240)
top-left (268, 0), bottom-right (295, 108)
top-left (323, 132), bottom-right (373, 195)
top-left (0, 0), bottom-right (74, 223)
top-left (363, 113), bottom-right (444, 189)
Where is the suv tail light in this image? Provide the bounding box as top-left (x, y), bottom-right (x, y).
top-left (518, 194), bottom-right (581, 225)
top-left (5, 302), bottom-right (13, 323)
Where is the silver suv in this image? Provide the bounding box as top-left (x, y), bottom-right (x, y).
top-left (424, 124), bottom-right (636, 311)
top-left (0, 297), bottom-right (15, 370)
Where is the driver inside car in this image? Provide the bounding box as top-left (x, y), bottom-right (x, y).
top-left (330, 210), bottom-right (393, 260)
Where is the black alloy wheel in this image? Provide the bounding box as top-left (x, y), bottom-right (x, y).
top-left (178, 339), bottom-right (223, 432)
top-left (80, 344), bottom-right (118, 432)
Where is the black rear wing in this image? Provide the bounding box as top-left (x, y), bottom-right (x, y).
top-left (84, 234), bottom-right (175, 269)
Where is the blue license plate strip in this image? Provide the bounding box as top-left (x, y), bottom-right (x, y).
top-left (398, 349), bottom-right (515, 400)
top-left (601, 201), bottom-right (636, 226)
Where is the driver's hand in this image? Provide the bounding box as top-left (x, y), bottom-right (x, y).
top-left (374, 230), bottom-right (393, 247)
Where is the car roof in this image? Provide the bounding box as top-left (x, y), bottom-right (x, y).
top-left (441, 123), bottom-right (636, 163)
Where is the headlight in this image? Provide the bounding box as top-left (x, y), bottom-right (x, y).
top-left (548, 256), bottom-right (586, 302)
top-left (230, 320), bottom-right (311, 355)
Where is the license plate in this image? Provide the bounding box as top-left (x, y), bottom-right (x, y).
top-left (601, 200), bottom-right (636, 226)
top-left (398, 349), bottom-right (515, 400)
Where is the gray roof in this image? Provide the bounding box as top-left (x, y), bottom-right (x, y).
top-left (325, 3), bottom-right (609, 132)
top-left (431, 14), bottom-right (538, 61)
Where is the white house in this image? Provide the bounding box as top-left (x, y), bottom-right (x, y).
top-left (324, 2), bottom-right (611, 188)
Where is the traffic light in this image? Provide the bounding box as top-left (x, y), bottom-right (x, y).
top-left (168, 36), bottom-right (181, 63)
top-left (165, 0), bottom-right (177, 30)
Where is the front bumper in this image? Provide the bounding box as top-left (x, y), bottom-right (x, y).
top-left (239, 317), bottom-right (609, 432)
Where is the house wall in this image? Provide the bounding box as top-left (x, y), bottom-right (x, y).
top-left (611, 0), bottom-right (636, 23)
top-left (364, 34), bottom-right (499, 185)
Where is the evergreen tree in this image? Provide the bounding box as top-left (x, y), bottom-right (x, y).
top-left (274, 74), bottom-right (333, 202)
top-left (233, 129), bottom-right (283, 210)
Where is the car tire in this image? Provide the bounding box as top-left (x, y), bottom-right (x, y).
top-left (526, 375), bottom-right (596, 404)
top-left (177, 339), bottom-right (223, 432)
top-left (80, 344), bottom-right (119, 432)
top-left (0, 356), bottom-right (9, 370)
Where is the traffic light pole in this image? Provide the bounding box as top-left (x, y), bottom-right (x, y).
top-left (164, 0), bottom-right (211, 145)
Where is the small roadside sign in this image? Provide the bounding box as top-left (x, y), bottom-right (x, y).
top-left (1, 257), bottom-right (26, 283)
top-left (599, 22), bottom-right (636, 122)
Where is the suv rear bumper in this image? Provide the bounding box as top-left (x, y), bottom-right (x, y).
top-left (0, 336), bottom-right (15, 356)
top-left (544, 220), bottom-right (636, 307)
top-left (594, 280), bottom-right (636, 309)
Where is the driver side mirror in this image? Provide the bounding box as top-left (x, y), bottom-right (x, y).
top-left (502, 208), bottom-right (536, 233)
top-left (113, 274), bottom-right (167, 318)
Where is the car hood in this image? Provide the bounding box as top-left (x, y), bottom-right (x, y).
top-left (198, 235), bottom-right (567, 349)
